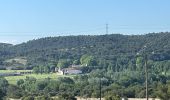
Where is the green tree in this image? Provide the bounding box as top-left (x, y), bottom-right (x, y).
top-left (73, 59), bottom-right (80, 65)
top-left (33, 66), bottom-right (39, 74)
top-left (22, 96), bottom-right (34, 100)
top-left (7, 85), bottom-right (24, 99)
top-left (35, 80), bottom-right (48, 91)
top-left (156, 83), bottom-right (170, 100)
top-left (80, 55), bottom-right (96, 66)
top-left (57, 59), bottom-right (70, 69)
top-left (58, 93), bottom-right (77, 100)
top-left (17, 79), bottom-right (24, 86)
top-left (0, 89), bottom-right (5, 100)
top-left (0, 77), bottom-right (8, 99)
top-left (104, 92), bottom-right (121, 100)
top-left (44, 66), bottom-right (50, 73)
top-left (136, 56), bottom-right (144, 71)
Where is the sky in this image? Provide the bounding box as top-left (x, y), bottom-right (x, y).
top-left (0, 0), bottom-right (170, 44)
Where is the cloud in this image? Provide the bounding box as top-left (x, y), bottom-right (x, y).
top-left (0, 36), bottom-right (22, 44)
top-left (0, 36), bottom-right (39, 45)
top-left (0, 39), bottom-right (18, 44)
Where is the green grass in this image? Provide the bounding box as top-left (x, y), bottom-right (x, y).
top-left (5, 73), bottom-right (60, 84)
top-left (1, 70), bottom-right (75, 85)
top-left (0, 70), bottom-right (32, 73)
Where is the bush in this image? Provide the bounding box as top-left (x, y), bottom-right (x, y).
top-left (104, 92), bottom-right (121, 100)
top-left (22, 96), bottom-right (34, 100)
top-left (35, 95), bottom-right (51, 100)
top-left (58, 93), bottom-right (77, 100)
top-left (6, 85), bottom-right (24, 99)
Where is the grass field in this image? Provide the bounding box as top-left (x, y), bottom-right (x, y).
top-left (5, 73), bottom-right (59, 84)
top-left (0, 70), bottom-right (75, 84)
top-left (0, 70), bottom-right (32, 73)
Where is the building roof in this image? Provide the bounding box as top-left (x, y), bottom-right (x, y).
top-left (65, 69), bottom-right (82, 74)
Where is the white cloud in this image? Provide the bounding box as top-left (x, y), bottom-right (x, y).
top-left (0, 36), bottom-right (40, 45)
top-left (0, 36), bottom-right (22, 44)
top-left (0, 39), bottom-right (18, 44)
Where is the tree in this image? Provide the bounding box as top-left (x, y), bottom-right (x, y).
top-left (0, 77), bottom-right (8, 99)
top-left (58, 77), bottom-right (74, 84)
top-left (80, 55), bottom-right (96, 66)
top-left (58, 93), bottom-right (77, 100)
top-left (104, 92), bottom-right (121, 100)
top-left (33, 66), bottom-right (39, 74)
top-left (156, 83), bottom-right (170, 100)
top-left (73, 60), bottom-right (80, 65)
top-left (136, 56), bottom-right (144, 71)
top-left (44, 66), bottom-right (50, 73)
top-left (39, 66), bottom-right (44, 74)
top-left (36, 95), bottom-right (51, 100)
top-left (57, 59), bottom-right (70, 69)
top-left (0, 89), bottom-right (5, 100)
top-left (36, 81), bottom-right (48, 91)
top-left (7, 85), bottom-right (24, 99)
top-left (17, 79), bottom-right (24, 86)
top-left (49, 65), bottom-right (56, 72)
top-left (22, 96), bottom-right (34, 100)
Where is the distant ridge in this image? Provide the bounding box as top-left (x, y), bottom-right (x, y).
top-left (0, 32), bottom-right (170, 67)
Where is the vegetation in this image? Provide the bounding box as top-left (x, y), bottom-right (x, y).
top-left (1, 32), bottom-right (170, 99)
top-left (5, 73), bottom-right (58, 84)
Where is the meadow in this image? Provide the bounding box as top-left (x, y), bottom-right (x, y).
top-left (5, 73), bottom-right (59, 84)
top-left (0, 70), bottom-right (66, 84)
top-left (0, 70), bottom-right (32, 73)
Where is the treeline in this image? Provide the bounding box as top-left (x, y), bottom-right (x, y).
top-left (1, 32), bottom-right (170, 68)
top-left (0, 32), bottom-right (170, 99)
top-left (0, 69), bottom-right (170, 100)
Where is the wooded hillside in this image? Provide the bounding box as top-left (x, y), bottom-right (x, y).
top-left (0, 32), bottom-right (170, 70)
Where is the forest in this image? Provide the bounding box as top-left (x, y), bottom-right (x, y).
top-left (0, 32), bottom-right (170, 99)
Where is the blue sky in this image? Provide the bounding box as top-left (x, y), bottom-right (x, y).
top-left (0, 0), bottom-right (170, 44)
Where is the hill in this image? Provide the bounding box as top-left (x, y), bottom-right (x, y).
top-left (0, 43), bottom-right (13, 65)
top-left (1, 32), bottom-right (170, 99)
top-left (1, 32), bottom-right (170, 69)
